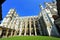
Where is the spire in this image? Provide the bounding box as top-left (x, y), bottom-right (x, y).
top-left (44, 2), bottom-right (48, 6)
top-left (39, 5), bottom-right (44, 10)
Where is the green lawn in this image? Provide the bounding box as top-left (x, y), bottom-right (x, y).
top-left (0, 36), bottom-right (60, 40)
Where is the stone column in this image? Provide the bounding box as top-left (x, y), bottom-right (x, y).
top-left (0, 28), bottom-right (2, 37)
top-left (29, 18), bottom-right (31, 36)
top-left (37, 21), bottom-right (42, 35)
top-left (33, 20), bottom-right (37, 36)
top-left (10, 30), bottom-right (13, 36)
top-left (14, 30), bottom-right (17, 36)
top-left (24, 20), bottom-right (28, 36)
top-left (6, 29), bottom-right (9, 37)
top-left (24, 22), bottom-right (26, 36)
top-left (19, 22), bottom-right (23, 36)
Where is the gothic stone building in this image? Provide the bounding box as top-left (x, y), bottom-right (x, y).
top-left (0, 1), bottom-right (60, 38)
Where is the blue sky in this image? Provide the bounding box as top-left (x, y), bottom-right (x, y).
top-left (2, 0), bottom-right (52, 18)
